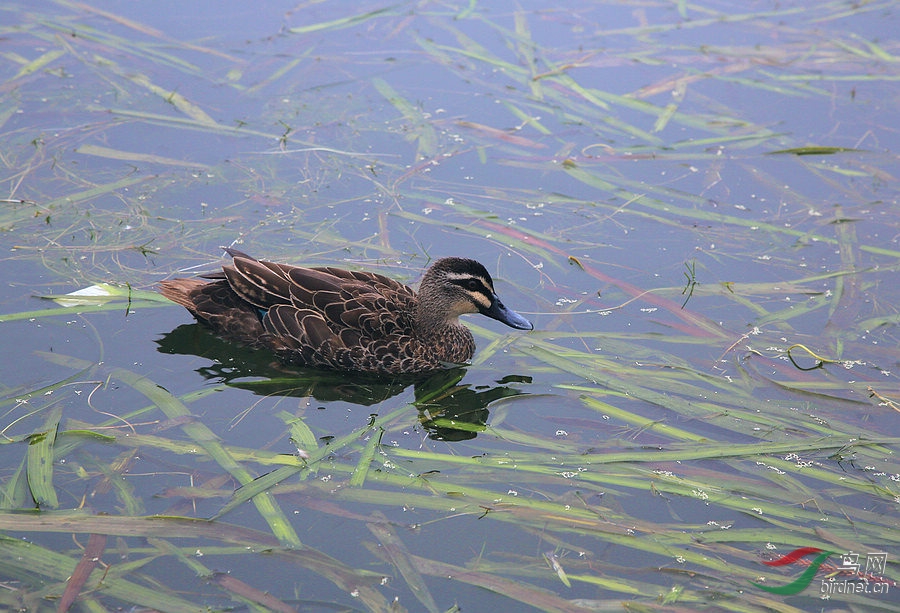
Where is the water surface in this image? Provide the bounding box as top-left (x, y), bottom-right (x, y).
top-left (2, 1), bottom-right (899, 611)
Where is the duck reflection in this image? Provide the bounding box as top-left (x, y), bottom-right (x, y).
top-left (411, 368), bottom-right (529, 441)
top-left (156, 323), bottom-right (530, 440)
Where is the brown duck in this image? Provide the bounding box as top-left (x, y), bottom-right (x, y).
top-left (159, 249), bottom-right (533, 374)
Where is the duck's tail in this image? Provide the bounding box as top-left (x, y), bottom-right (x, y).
top-left (159, 278), bottom-right (207, 311)
top-left (159, 278), bottom-right (268, 346)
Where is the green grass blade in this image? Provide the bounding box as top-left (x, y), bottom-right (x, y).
top-left (13, 48), bottom-right (66, 79)
top-left (349, 427), bottom-right (382, 487)
top-left (26, 406), bottom-right (61, 508)
top-left (288, 5), bottom-right (400, 34)
top-left (279, 411), bottom-right (319, 454)
top-left (768, 146), bottom-right (862, 155)
top-left (368, 517), bottom-right (440, 613)
top-left (0, 299), bottom-right (167, 323)
top-left (75, 143), bottom-right (212, 168)
top-left (0, 456), bottom-right (32, 509)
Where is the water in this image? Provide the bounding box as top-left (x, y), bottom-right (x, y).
top-left (2, 1), bottom-right (899, 611)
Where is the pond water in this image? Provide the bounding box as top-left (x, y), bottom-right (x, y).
top-left (2, 1), bottom-right (899, 611)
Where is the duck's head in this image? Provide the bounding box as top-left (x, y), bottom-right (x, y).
top-left (418, 257), bottom-right (533, 331)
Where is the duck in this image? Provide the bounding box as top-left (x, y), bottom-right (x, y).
top-left (159, 248), bottom-right (533, 374)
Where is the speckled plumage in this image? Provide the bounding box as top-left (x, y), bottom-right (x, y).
top-left (159, 249), bottom-right (533, 374)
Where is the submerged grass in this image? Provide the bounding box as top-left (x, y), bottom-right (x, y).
top-left (1, 339), bottom-right (895, 609)
top-left (1, 1), bottom-right (899, 611)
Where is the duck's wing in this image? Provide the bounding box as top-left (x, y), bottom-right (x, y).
top-left (262, 300), bottom-right (422, 373)
top-left (220, 252), bottom-right (420, 366)
top-left (221, 250), bottom-right (415, 310)
top-left (218, 254), bottom-right (295, 309)
top-left (311, 267), bottom-right (415, 298)
top-left (283, 266), bottom-right (418, 337)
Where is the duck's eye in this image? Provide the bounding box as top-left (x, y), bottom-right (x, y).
top-left (466, 279), bottom-right (479, 291)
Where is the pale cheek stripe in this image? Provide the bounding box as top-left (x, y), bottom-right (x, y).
top-left (467, 291), bottom-right (491, 309)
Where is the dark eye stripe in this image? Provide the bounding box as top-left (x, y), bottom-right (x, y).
top-left (447, 274), bottom-right (493, 294)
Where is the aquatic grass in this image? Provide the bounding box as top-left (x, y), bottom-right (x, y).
top-left (373, 78), bottom-right (439, 161)
top-left (596, 6), bottom-right (809, 38)
top-left (0, 534), bottom-right (202, 613)
top-left (0, 512), bottom-right (393, 611)
top-left (53, 394), bottom-right (895, 513)
top-left (421, 18), bottom-right (843, 146)
top-left (54, 0), bottom-right (239, 65)
top-left (4, 351), bottom-right (897, 609)
top-left (37, 13), bottom-right (206, 76)
top-left (395, 555), bottom-right (595, 613)
top-left (77, 372), bottom-right (892, 548)
top-left (85, 104), bottom-right (282, 140)
top-left (557, 164), bottom-right (900, 263)
top-left (367, 516), bottom-right (440, 613)
top-left (277, 472), bottom-right (891, 597)
top-left (0, 284), bottom-right (170, 323)
top-left (39, 351), bottom-right (303, 547)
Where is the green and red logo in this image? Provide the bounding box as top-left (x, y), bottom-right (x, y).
top-left (752, 547), bottom-right (835, 595)
top-left (753, 547), bottom-right (893, 596)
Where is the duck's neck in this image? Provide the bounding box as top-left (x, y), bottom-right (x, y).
top-left (416, 304), bottom-right (457, 340)
top-left (416, 302), bottom-right (476, 364)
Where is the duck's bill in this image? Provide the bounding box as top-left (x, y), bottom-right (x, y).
top-left (483, 297), bottom-right (534, 330)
